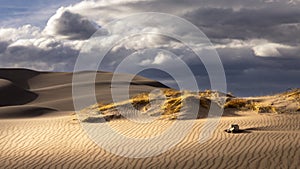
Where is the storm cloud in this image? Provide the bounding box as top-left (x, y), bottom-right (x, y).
top-left (184, 6), bottom-right (300, 45)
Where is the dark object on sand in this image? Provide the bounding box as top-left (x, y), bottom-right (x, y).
top-left (225, 124), bottom-right (240, 133)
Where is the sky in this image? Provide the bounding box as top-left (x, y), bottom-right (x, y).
top-left (0, 0), bottom-right (300, 96)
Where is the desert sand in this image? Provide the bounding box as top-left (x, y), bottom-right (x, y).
top-left (0, 68), bottom-right (299, 169)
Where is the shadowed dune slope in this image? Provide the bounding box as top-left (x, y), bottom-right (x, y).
top-left (0, 79), bottom-right (38, 107)
top-left (0, 68), bottom-right (39, 89)
top-left (0, 69), bottom-right (168, 118)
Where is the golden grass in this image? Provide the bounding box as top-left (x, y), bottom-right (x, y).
top-left (96, 89), bottom-right (284, 118)
top-left (223, 99), bottom-right (278, 113)
top-left (257, 105), bottom-right (277, 113)
top-left (83, 88), bottom-right (300, 122)
top-left (279, 89), bottom-right (300, 101)
top-left (131, 93), bottom-right (150, 110)
top-left (224, 99), bottom-right (249, 109)
top-left (161, 97), bottom-right (183, 115)
top-left (97, 89), bottom-right (208, 119)
top-left (98, 93), bottom-right (150, 112)
top-left (163, 89), bottom-right (181, 97)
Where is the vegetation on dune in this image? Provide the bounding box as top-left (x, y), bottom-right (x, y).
top-left (163, 89), bottom-right (181, 97)
top-left (95, 89), bottom-right (216, 120)
top-left (83, 88), bottom-right (300, 122)
top-left (224, 99), bottom-right (249, 109)
top-left (224, 98), bottom-right (279, 113)
top-left (162, 97), bottom-right (183, 115)
top-left (257, 105), bottom-right (277, 113)
top-left (277, 89), bottom-right (300, 104)
top-left (98, 93), bottom-right (150, 112)
top-left (281, 89), bottom-right (300, 98)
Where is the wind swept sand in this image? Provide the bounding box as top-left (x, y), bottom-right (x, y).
top-left (0, 69), bottom-right (299, 169)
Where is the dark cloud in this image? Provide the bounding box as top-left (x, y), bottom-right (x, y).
top-left (0, 41), bottom-right (9, 53)
top-left (184, 6), bottom-right (300, 44)
top-left (216, 47), bottom-right (300, 95)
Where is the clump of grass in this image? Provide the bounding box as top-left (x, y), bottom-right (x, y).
top-left (257, 105), bottom-right (277, 113)
top-left (96, 89), bottom-right (224, 120)
top-left (98, 93), bottom-right (150, 112)
top-left (246, 102), bottom-right (260, 111)
top-left (163, 89), bottom-right (181, 98)
top-left (200, 97), bottom-right (210, 109)
top-left (199, 90), bottom-right (214, 98)
top-left (97, 90), bottom-right (205, 118)
top-left (98, 103), bottom-right (116, 112)
top-left (131, 93), bottom-right (150, 110)
top-left (224, 99), bottom-right (249, 109)
top-left (279, 89), bottom-right (300, 101)
top-left (162, 97), bottom-right (183, 115)
top-left (245, 102), bottom-right (278, 114)
top-left (224, 99), bottom-right (278, 113)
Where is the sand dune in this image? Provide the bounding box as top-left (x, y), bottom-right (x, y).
top-left (0, 79), bottom-right (37, 107)
top-left (0, 68), bottom-right (299, 169)
top-left (0, 68), bottom-right (167, 117)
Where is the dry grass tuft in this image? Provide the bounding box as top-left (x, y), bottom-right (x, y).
top-left (279, 89), bottom-right (300, 101)
top-left (82, 88), bottom-right (300, 122)
top-left (131, 93), bottom-right (150, 111)
top-left (224, 98), bottom-right (278, 113)
top-left (98, 93), bottom-right (150, 112)
top-left (224, 99), bottom-right (249, 109)
top-left (163, 89), bottom-right (181, 98)
top-left (162, 97), bottom-right (183, 115)
top-left (257, 105), bottom-right (277, 113)
top-left (97, 90), bottom-right (210, 119)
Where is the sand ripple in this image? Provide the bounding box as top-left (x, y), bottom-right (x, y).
top-left (0, 113), bottom-right (299, 168)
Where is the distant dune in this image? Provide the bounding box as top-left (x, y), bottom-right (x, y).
top-left (0, 68), bottom-right (168, 118)
top-left (0, 68), bottom-right (299, 169)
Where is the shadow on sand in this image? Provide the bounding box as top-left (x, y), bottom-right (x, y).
top-left (224, 126), bottom-right (274, 134)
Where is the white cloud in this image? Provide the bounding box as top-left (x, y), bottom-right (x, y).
top-left (139, 59), bottom-right (152, 66)
top-left (211, 38), bottom-right (299, 58)
top-left (153, 52), bottom-right (172, 64)
top-left (0, 25), bottom-right (41, 42)
top-left (0, 23), bottom-right (83, 71)
top-left (251, 39), bottom-right (294, 57)
top-left (60, 0), bottom-right (147, 25)
top-left (253, 43), bottom-right (282, 57)
top-left (43, 7), bottom-right (99, 40)
top-left (136, 51), bottom-right (178, 67)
